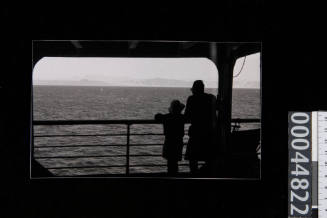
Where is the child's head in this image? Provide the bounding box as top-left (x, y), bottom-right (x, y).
top-left (169, 100), bottom-right (185, 114)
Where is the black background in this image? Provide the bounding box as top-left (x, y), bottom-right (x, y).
top-left (1, 3), bottom-right (325, 218)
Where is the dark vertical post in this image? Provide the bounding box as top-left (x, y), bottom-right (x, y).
top-left (126, 124), bottom-right (130, 175)
top-left (216, 44), bottom-right (236, 176)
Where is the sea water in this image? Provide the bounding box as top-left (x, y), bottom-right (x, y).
top-left (33, 86), bottom-right (260, 176)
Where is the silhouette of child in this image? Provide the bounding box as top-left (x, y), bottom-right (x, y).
top-left (155, 100), bottom-right (185, 176)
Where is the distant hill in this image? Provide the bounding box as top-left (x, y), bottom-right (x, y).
top-left (34, 79), bottom-right (111, 86)
top-left (33, 78), bottom-right (212, 88)
top-left (129, 78), bottom-right (218, 88)
top-left (138, 78), bottom-right (193, 87)
top-left (135, 78), bottom-right (258, 89)
top-left (33, 78), bottom-right (259, 89)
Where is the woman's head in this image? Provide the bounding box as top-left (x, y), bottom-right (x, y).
top-left (191, 80), bottom-right (204, 95)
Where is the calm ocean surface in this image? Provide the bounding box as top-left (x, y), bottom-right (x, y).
top-left (33, 86), bottom-right (260, 176)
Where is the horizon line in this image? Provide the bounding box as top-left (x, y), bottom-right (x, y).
top-left (33, 84), bottom-right (260, 89)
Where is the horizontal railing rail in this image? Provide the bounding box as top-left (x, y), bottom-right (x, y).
top-left (32, 118), bottom-right (260, 176)
top-left (46, 164), bottom-right (191, 170)
top-left (33, 118), bottom-right (260, 125)
top-left (33, 143), bottom-right (172, 149)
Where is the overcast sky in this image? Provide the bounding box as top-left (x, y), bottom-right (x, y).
top-left (33, 53), bottom-right (260, 88)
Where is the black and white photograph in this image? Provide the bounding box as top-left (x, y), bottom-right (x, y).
top-left (32, 40), bottom-right (261, 178)
top-left (3, 3), bottom-right (323, 218)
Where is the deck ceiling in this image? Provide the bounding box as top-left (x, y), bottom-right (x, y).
top-left (33, 41), bottom-right (261, 65)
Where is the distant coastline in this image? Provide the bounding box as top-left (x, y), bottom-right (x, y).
top-left (33, 84), bottom-right (259, 90)
top-left (33, 78), bottom-right (259, 89)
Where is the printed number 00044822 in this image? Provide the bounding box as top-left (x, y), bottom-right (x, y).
top-left (289, 113), bottom-right (311, 216)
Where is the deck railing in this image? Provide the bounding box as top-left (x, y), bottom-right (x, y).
top-left (32, 119), bottom-right (260, 176)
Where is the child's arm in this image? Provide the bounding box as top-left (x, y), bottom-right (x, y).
top-left (154, 113), bottom-right (164, 122)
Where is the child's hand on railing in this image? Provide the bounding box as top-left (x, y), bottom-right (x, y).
top-left (154, 113), bottom-right (164, 122)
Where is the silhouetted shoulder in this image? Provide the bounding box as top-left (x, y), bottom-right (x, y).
top-left (186, 95), bottom-right (194, 103)
top-left (205, 93), bottom-right (216, 99)
top-left (204, 93), bottom-right (217, 105)
top-left (186, 95), bottom-right (198, 108)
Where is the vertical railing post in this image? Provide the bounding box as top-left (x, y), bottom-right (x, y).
top-left (31, 121), bottom-right (34, 178)
top-left (126, 123), bottom-right (130, 175)
top-left (31, 124), bottom-right (34, 159)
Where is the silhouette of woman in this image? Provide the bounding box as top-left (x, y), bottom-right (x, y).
top-left (184, 80), bottom-right (218, 175)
